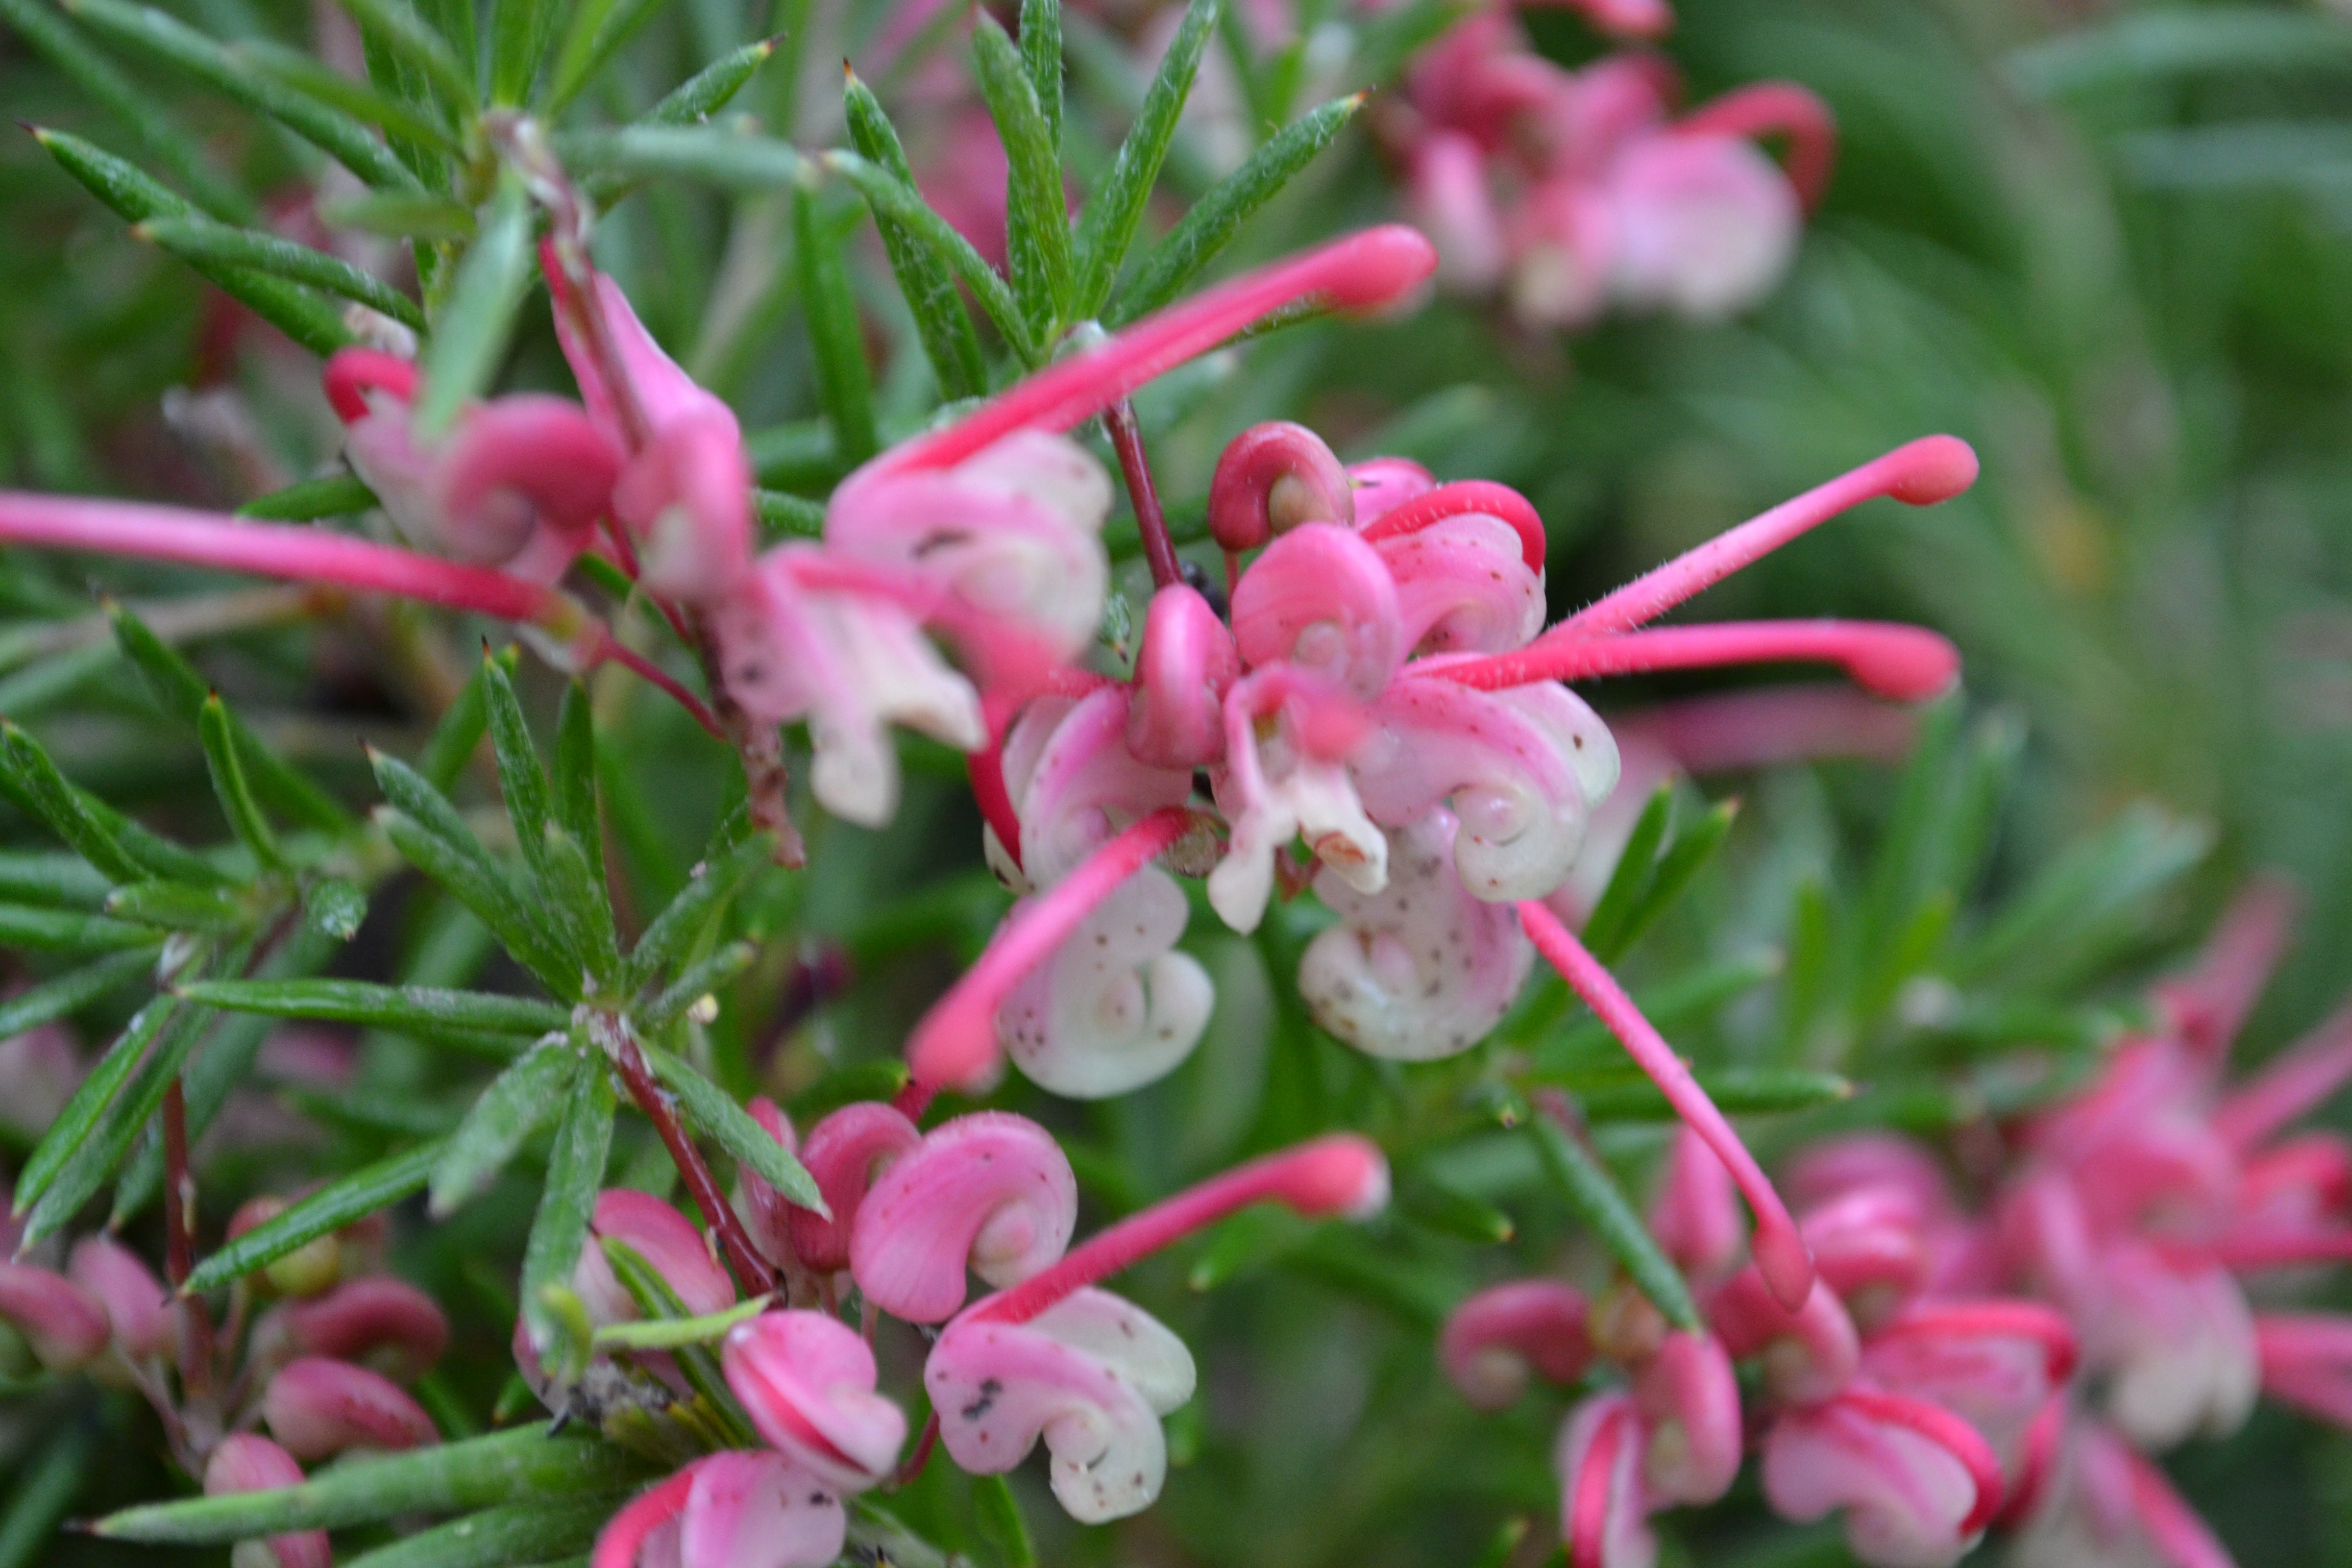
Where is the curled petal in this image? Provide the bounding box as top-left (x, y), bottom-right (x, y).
top-left (323, 348), bottom-right (416, 422)
top-left (1356, 480), bottom-right (1547, 574)
top-left (68, 1236), bottom-right (172, 1362)
top-left (1439, 1280), bottom-right (1594, 1409)
top-left (205, 1434), bottom-right (330, 1568)
top-left (1554, 1393), bottom-right (1655, 1568)
top-left (1760, 1389), bottom-right (2001, 1568)
top-left (262, 1356), bottom-right (437, 1459)
top-left (850, 1113), bottom-right (1079, 1322)
top-left (926, 1287), bottom-right (1196, 1524)
top-left (722, 1310), bottom-right (905, 1492)
top-left (1708, 1271), bottom-right (1860, 1405)
top-left (1127, 585), bottom-right (1243, 769)
top-left (788, 1102), bottom-right (923, 1275)
top-left (1207, 422), bottom-right (1356, 553)
top-left (677, 1450), bottom-right (847, 1568)
top-left (1863, 1302), bottom-right (2076, 1462)
top-left (612, 411), bottom-right (754, 604)
top-left (1630, 1331), bottom-right (1741, 1505)
top-left (1346, 457), bottom-right (1434, 524)
top-left (1013, 687), bottom-right (1194, 884)
top-left (1506, 179), bottom-right (1617, 328)
top-left (0, 1262), bottom-right (109, 1372)
top-left (999, 865), bottom-right (1214, 1097)
top-left (1298, 807), bottom-right (1534, 1060)
top-left (578, 1191), bottom-right (736, 1325)
top-left (274, 1277), bottom-right (450, 1379)
top-left (827, 430), bottom-right (1112, 659)
top-left (1230, 523), bottom-right (1402, 698)
top-left (1369, 513), bottom-right (1546, 656)
top-left (1651, 1128), bottom-right (1742, 1282)
top-left (1356, 673), bottom-right (1619, 903)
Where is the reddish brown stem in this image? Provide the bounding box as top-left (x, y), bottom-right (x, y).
top-left (1107, 399), bottom-right (1182, 591)
top-left (161, 1079), bottom-right (216, 1398)
top-left (893, 1410), bottom-right (941, 1487)
top-left (606, 1031), bottom-right (777, 1295)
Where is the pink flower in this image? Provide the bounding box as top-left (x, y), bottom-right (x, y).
top-left (261, 1355), bottom-right (438, 1460)
top-left (1760, 1387), bottom-right (2002, 1568)
top-left (847, 1111), bottom-right (1078, 1322)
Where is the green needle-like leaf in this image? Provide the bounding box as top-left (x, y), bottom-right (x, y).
top-left (842, 69), bottom-right (986, 400)
top-left (639, 940), bottom-right (753, 1030)
top-left (1072, 0), bottom-right (1217, 316)
top-left (643, 1042), bottom-right (822, 1209)
top-left (554, 682), bottom-right (604, 887)
top-left (94, 1429), bottom-right (648, 1541)
top-left (176, 976), bottom-right (569, 1037)
top-left (0, 719), bottom-right (148, 884)
top-left (0, 948), bottom-right (155, 1039)
top-left (333, 0), bottom-right (477, 113)
top-left (521, 1057), bottom-right (615, 1361)
top-left (1111, 92), bottom-right (1360, 324)
top-left (480, 651), bottom-right (555, 878)
top-left (318, 189), bottom-right (476, 239)
top-left (0, 902), bottom-right (167, 952)
top-left (1574, 783), bottom-right (1672, 963)
top-left (623, 830), bottom-right (770, 996)
top-left (237, 472), bottom-right (381, 521)
top-left (590, 1295), bottom-right (765, 1352)
top-left (1394, 1175), bottom-right (1514, 1245)
top-left (58, 0), bottom-right (419, 190)
top-left (376, 808), bottom-right (578, 998)
top-left (136, 218), bottom-right (428, 331)
top-left (0, 1409), bottom-right (94, 1568)
top-left (415, 179), bottom-right (535, 438)
top-left (1019, 0), bottom-right (1063, 149)
top-left (1597, 797), bottom-right (1738, 964)
top-left (751, 488), bottom-right (826, 538)
top-left (1574, 1067), bottom-right (1854, 1122)
top-left (824, 150), bottom-right (1038, 362)
top-left (199, 694), bottom-right (286, 871)
top-left (972, 12), bottom-right (1074, 338)
top-left (31, 128), bottom-right (358, 358)
top-left (105, 880), bottom-right (247, 934)
top-left (233, 37), bottom-right (464, 155)
top-left (975, 1473), bottom-right (1038, 1568)
top-left (794, 187), bottom-right (880, 465)
top-left (636, 36), bottom-right (773, 125)
top-left (556, 124), bottom-right (811, 191)
top-left (15, 993), bottom-right (177, 1217)
top-left (110, 603), bottom-right (351, 832)
top-left (488, 0), bottom-right (560, 105)
top-left (1525, 1112), bottom-right (1698, 1331)
top-left (337, 1496), bottom-right (622, 1568)
top-left (430, 1040), bottom-right (579, 1215)
top-left (184, 1137), bottom-right (446, 1292)
top-left (540, 0), bottom-right (691, 117)
top-left (0, 0), bottom-right (252, 223)
top-left (21, 989), bottom-right (216, 1246)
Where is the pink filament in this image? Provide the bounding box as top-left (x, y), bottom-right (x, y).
top-left (589, 634), bottom-right (723, 738)
top-left (1675, 83), bottom-right (1840, 210)
top-left (975, 1134), bottom-right (1387, 1325)
top-left (904, 807), bottom-right (1192, 1097)
top-left (1356, 480), bottom-right (1548, 571)
top-left (1437, 620), bottom-right (1961, 702)
top-left (0, 492), bottom-right (567, 625)
top-left (2160, 877), bottom-right (2298, 1062)
top-left (871, 227), bottom-right (1436, 477)
top-left (591, 1468), bottom-right (696, 1568)
top-left (1518, 900), bottom-right (1815, 1310)
top-left (1554, 437), bottom-right (1978, 641)
top-left (2116, 1438), bottom-right (2237, 1568)
top-left (1831, 1387), bottom-right (2004, 1537)
top-left (1567, 1399), bottom-right (1636, 1568)
top-left (2211, 1000), bottom-right (2352, 1151)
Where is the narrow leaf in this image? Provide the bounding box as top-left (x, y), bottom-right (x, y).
top-left (971, 12), bottom-right (1074, 336)
top-left (590, 1295), bottom-right (764, 1352)
top-left (622, 831), bottom-right (770, 995)
top-left (176, 976), bottom-right (570, 1036)
top-left (521, 1058), bottom-right (615, 1359)
top-left (1111, 92), bottom-right (1360, 324)
top-left (237, 472), bottom-right (380, 521)
top-left (417, 656), bottom-right (503, 793)
top-left (1575, 1067), bottom-right (1853, 1122)
top-left (1525, 1112), bottom-right (1698, 1330)
top-left (553, 682), bottom-right (603, 883)
top-left (974, 1473), bottom-right (1037, 1568)
top-left (94, 1429), bottom-right (648, 1541)
top-left (1596, 797), bottom-right (1737, 963)
top-left (416, 180), bottom-right (533, 438)
top-left (540, 0), bottom-right (687, 118)
top-left (200, 694), bottom-right (286, 870)
top-left (641, 37), bottom-right (774, 125)
top-left (842, 70), bottom-right (986, 400)
top-left (541, 821), bottom-right (620, 984)
top-left (750, 488), bottom-right (826, 538)
top-left (0, 947), bottom-right (154, 1038)
top-left (823, 150), bottom-right (1038, 362)
top-left (234, 37), bottom-right (464, 155)
top-left (430, 1041), bottom-right (579, 1215)
top-left (0, 719), bottom-right (148, 883)
top-left (105, 880), bottom-right (247, 934)
top-left (642, 1043), bottom-right (821, 1209)
top-left (0, 1409), bottom-right (94, 1568)
top-left (479, 650), bottom-right (555, 877)
top-left (793, 188), bottom-right (879, 465)
top-left (1395, 1174), bottom-right (1513, 1244)
top-left (137, 218), bottom-right (427, 331)
top-left (0, 903), bottom-right (165, 952)
top-left (184, 1138), bottom-right (446, 1292)
top-left (1577, 783), bottom-right (1671, 962)
top-left (377, 808), bottom-right (578, 997)
top-left (333, 0), bottom-right (477, 113)
top-left (1019, 0), bottom-right (1062, 149)
top-left (337, 1496), bottom-right (619, 1568)
top-left (488, 0), bottom-right (561, 105)
top-left (1072, 0), bottom-right (1217, 315)
top-left (15, 993), bottom-right (176, 1215)
top-left (639, 940), bottom-right (753, 1030)
top-left (29, 129), bottom-right (358, 358)
top-left (318, 189), bottom-right (476, 239)
top-left (555, 124), bottom-right (810, 191)
top-left (21, 992), bottom-right (215, 1246)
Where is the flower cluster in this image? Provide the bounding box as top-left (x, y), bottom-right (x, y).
top-left (1378, 9), bottom-right (1834, 327)
top-left (563, 1120), bottom-right (1389, 1568)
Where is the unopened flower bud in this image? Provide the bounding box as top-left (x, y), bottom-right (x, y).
top-left (262, 1356), bottom-right (438, 1460)
top-left (205, 1434), bottom-right (330, 1568)
top-left (1207, 422), bottom-right (1355, 554)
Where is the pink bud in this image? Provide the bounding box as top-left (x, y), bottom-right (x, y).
top-left (925, 1287), bottom-right (1195, 1523)
top-left (1554, 1393), bottom-right (1653, 1568)
top-left (849, 1113), bottom-right (1077, 1323)
top-left (204, 1434), bottom-right (330, 1568)
top-left (262, 1356), bottom-right (438, 1459)
top-left (1126, 585), bottom-right (1242, 770)
top-left (68, 1236), bottom-right (171, 1362)
top-left (274, 1277), bottom-right (450, 1379)
top-left (1760, 1388), bottom-right (2001, 1568)
top-left (787, 1102), bottom-right (922, 1275)
top-left (1206, 423), bottom-right (1356, 554)
top-left (1629, 1331), bottom-right (1741, 1506)
top-left (572, 1190), bottom-right (736, 1328)
top-left (1229, 524), bottom-right (1401, 700)
top-left (1650, 1129), bottom-right (1742, 1282)
top-left (0, 1262), bottom-right (109, 1371)
top-left (676, 1450), bottom-right (847, 1568)
top-left (1439, 1280), bottom-right (1594, 1409)
top-left (737, 1098), bottom-right (801, 1272)
top-left (721, 1310), bottom-right (905, 1492)
top-left (1709, 1270), bottom-right (1859, 1406)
